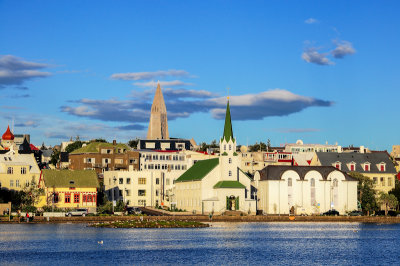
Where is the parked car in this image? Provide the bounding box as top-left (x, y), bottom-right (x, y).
top-left (322, 209), bottom-right (339, 216)
top-left (125, 207), bottom-right (143, 215)
top-left (66, 208), bottom-right (88, 217)
top-left (348, 210), bottom-right (363, 216)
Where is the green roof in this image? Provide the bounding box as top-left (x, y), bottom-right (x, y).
top-left (213, 181), bottom-right (246, 189)
top-left (71, 142), bottom-right (130, 154)
top-left (175, 158), bottom-right (219, 182)
top-left (222, 101), bottom-right (234, 142)
top-left (42, 170), bottom-right (99, 188)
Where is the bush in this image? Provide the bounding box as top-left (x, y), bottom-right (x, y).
top-left (21, 205), bottom-right (37, 213)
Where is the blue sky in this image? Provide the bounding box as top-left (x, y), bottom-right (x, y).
top-left (0, 1), bottom-right (399, 151)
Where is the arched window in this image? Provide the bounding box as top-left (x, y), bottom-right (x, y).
top-left (288, 178), bottom-right (292, 187)
top-left (332, 178), bottom-right (339, 208)
top-left (288, 177), bottom-right (294, 209)
top-left (310, 178), bottom-right (316, 205)
top-left (229, 171), bottom-right (232, 176)
top-left (333, 179), bottom-right (338, 187)
top-left (229, 158), bottom-right (232, 164)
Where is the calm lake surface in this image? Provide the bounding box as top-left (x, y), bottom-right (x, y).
top-left (1, 222), bottom-right (399, 265)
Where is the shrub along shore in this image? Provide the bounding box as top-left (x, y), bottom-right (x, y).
top-left (89, 219), bottom-right (209, 228)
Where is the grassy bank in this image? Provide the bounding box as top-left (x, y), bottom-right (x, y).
top-left (89, 219), bottom-right (209, 228)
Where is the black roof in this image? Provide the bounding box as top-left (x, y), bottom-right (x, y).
top-left (316, 152), bottom-right (396, 174)
top-left (258, 165), bottom-right (357, 181)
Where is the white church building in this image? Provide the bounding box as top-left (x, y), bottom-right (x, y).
top-left (254, 165), bottom-right (358, 215)
top-left (174, 101), bottom-right (257, 215)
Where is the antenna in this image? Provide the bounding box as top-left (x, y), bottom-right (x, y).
top-left (12, 117), bottom-right (14, 133)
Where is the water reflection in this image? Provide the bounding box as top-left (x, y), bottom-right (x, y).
top-left (1, 222), bottom-right (400, 265)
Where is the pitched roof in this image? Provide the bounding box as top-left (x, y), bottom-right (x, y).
top-left (213, 180), bottom-right (246, 189)
top-left (0, 153), bottom-right (40, 174)
top-left (42, 169), bottom-right (99, 188)
top-left (70, 142), bottom-right (130, 154)
top-left (222, 101), bottom-right (234, 142)
top-left (258, 165), bottom-right (357, 181)
top-left (316, 152), bottom-right (397, 174)
top-left (175, 158), bottom-right (219, 182)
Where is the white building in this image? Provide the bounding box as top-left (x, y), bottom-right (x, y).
top-left (174, 101), bottom-right (257, 215)
top-left (254, 165), bottom-right (358, 215)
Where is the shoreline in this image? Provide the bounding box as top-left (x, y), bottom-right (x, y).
top-left (2, 215), bottom-right (400, 224)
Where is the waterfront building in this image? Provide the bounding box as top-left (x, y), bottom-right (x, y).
top-left (311, 151), bottom-right (397, 194)
top-left (68, 141), bottom-right (140, 175)
top-left (285, 139), bottom-right (340, 154)
top-left (174, 101), bottom-right (256, 215)
top-left (38, 169), bottom-right (98, 212)
top-left (103, 169), bottom-right (185, 207)
top-left (254, 165), bottom-right (358, 215)
top-left (0, 149), bottom-right (41, 191)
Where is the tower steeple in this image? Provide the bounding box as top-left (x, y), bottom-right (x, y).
top-left (222, 101), bottom-right (234, 142)
top-left (147, 82), bottom-right (169, 140)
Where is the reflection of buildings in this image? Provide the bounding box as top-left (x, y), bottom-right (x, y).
top-left (175, 101), bottom-right (256, 215)
top-left (255, 165), bottom-right (358, 215)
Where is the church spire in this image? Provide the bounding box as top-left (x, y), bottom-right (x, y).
top-left (222, 101), bottom-right (234, 142)
top-left (147, 82), bottom-right (169, 140)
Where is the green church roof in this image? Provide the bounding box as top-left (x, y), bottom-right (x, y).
top-left (42, 169), bottom-right (99, 188)
top-left (222, 101), bottom-right (234, 142)
top-left (71, 142), bottom-right (130, 154)
top-left (175, 158), bottom-right (219, 182)
top-left (213, 180), bottom-right (246, 189)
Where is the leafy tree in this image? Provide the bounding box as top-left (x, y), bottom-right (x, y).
top-left (65, 141), bottom-right (84, 153)
top-left (115, 200), bottom-right (125, 212)
top-left (378, 192), bottom-right (398, 216)
top-left (20, 180), bottom-right (44, 212)
top-left (50, 149), bottom-right (60, 166)
top-left (97, 194), bottom-right (113, 214)
top-left (249, 142), bottom-right (267, 152)
top-left (389, 179), bottom-right (400, 210)
top-left (92, 138), bottom-right (107, 143)
top-left (128, 139), bottom-right (139, 149)
top-left (348, 172), bottom-right (378, 215)
top-left (267, 139), bottom-right (272, 152)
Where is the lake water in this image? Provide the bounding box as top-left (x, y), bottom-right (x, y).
top-left (1, 222), bottom-right (399, 265)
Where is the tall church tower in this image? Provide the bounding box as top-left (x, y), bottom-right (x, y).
top-left (147, 82), bottom-right (170, 140)
top-left (219, 100), bottom-right (239, 181)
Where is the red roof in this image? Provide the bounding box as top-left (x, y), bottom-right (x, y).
top-left (30, 144), bottom-right (39, 151)
top-left (2, 125), bottom-right (14, 140)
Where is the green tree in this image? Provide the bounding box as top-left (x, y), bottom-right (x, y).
top-left (267, 139), bottom-right (272, 152)
top-left (20, 180), bottom-right (44, 212)
top-left (92, 138), bottom-right (107, 143)
top-left (128, 139), bottom-right (139, 149)
top-left (249, 142), bottom-right (266, 152)
top-left (389, 179), bottom-right (400, 210)
top-left (348, 172), bottom-right (378, 215)
top-left (50, 149), bottom-right (60, 166)
top-left (97, 194), bottom-right (113, 214)
top-left (378, 192), bottom-right (398, 216)
top-left (65, 141), bottom-right (84, 153)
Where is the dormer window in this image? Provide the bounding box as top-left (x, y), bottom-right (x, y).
top-left (348, 162), bottom-right (356, 171)
top-left (378, 163), bottom-right (386, 172)
top-left (334, 161), bottom-right (341, 170)
top-left (364, 162), bottom-right (370, 172)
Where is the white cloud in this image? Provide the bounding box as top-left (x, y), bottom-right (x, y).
top-left (133, 80), bottom-right (194, 88)
top-left (111, 70), bottom-right (190, 81)
top-left (302, 48), bottom-right (334, 65)
top-left (331, 41), bottom-right (356, 58)
top-left (305, 18), bottom-right (318, 24)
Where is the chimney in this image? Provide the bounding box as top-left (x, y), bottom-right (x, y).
top-left (360, 146), bottom-right (365, 154)
top-left (113, 140), bottom-right (117, 145)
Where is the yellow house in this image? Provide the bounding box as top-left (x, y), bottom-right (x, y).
top-left (0, 152), bottom-right (41, 191)
top-left (38, 170), bottom-right (99, 212)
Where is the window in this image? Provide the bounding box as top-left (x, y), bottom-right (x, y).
top-left (138, 199), bottom-right (146, 206)
top-left (138, 190), bottom-right (146, 196)
top-left (229, 170), bottom-right (232, 176)
top-left (380, 164), bottom-right (385, 172)
top-left (83, 195), bottom-right (87, 202)
top-left (388, 177), bottom-right (393, 187)
top-left (25, 180), bottom-right (29, 187)
top-left (350, 164), bottom-right (355, 171)
top-left (156, 178), bottom-right (160, 185)
top-left (16, 180), bottom-right (20, 187)
top-left (310, 178), bottom-right (316, 205)
top-left (333, 179), bottom-right (338, 187)
top-left (364, 164), bottom-right (369, 171)
top-left (166, 178), bottom-right (170, 185)
top-left (288, 178), bottom-right (292, 187)
top-left (21, 167), bottom-right (26, 174)
top-left (229, 158), bottom-right (232, 164)
top-left (373, 177), bottom-right (377, 184)
top-left (7, 167), bottom-right (13, 174)
top-left (65, 193), bottom-right (71, 203)
top-left (126, 178), bottom-right (131, 184)
top-left (53, 193), bottom-right (59, 203)
top-left (224, 145), bottom-right (226, 151)
top-left (380, 177), bottom-right (385, 186)
top-left (126, 190), bottom-right (130, 196)
top-left (229, 145), bottom-right (232, 150)
top-left (74, 194), bottom-right (80, 203)
top-left (119, 178), bottom-right (123, 184)
top-left (138, 178), bottom-right (146, 185)
top-left (119, 190), bottom-right (122, 197)
top-left (10, 180), bottom-right (14, 187)
top-left (156, 190), bottom-right (159, 196)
